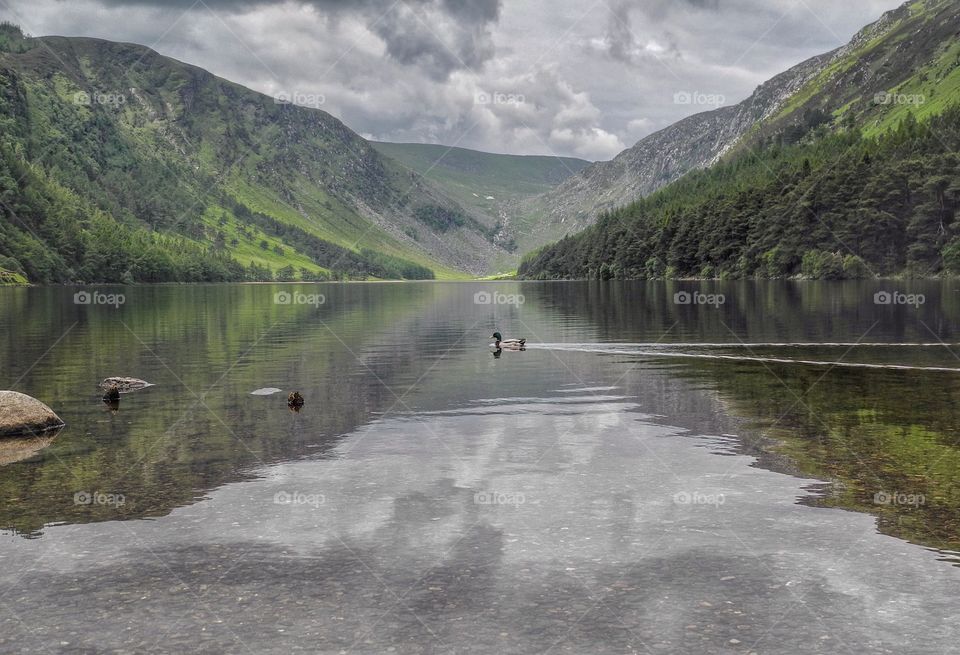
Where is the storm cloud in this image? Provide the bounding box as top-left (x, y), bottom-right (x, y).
top-left (88, 0), bottom-right (503, 79)
top-left (4, 0), bottom-right (905, 160)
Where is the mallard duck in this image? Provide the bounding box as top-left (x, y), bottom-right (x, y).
top-left (492, 332), bottom-right (526, 350)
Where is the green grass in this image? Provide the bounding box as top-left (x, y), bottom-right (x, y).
top-left (726, 0), bottom-right (960, 165)
top-left (197, 205), bottom-right (327, 275)
top-left (372, 141), bottom-right (589, 213)
top-left (0, 268), bottom-right (28, 285)
top-left (225, 178), bottom-right (467, 279)
top-left (863, 41), bottom-right (960, 137)
top-left (478, 270), bottom-right (518, 280)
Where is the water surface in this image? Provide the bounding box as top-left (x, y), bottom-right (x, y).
top-left (2, 281), bottom-right (959, 653)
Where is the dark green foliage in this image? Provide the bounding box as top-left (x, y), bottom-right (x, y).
top-left (800, 251), bottom-right (845, 280)
top-left (0, 144), bottom-right (246, 283)
top-left (944, 238), bottom-right (960, 274)
top-left (0, 23), bottom-right (31, 54)
top-left (229, 198), bottom-right (433, 280)
top-left (358, 249), bottom-right (434, 280)
top-left (520, 107), bottom-right (960, 280)
top-left (413, 204), bottom-right (465, 232)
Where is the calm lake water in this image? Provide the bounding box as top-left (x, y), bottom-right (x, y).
top-left (2, 281), bottom-right (960, 653)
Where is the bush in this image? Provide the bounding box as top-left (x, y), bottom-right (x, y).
top-left (762, 246), bottom-right (793, 278)
top-left (943, 238), bottom-right (960, 275)
top-left (842, 254), bottom-right (871, 279)
top-left (801, 250), bottom-right (845, 279)
top-left (413, 205), bottom-right (465, 232)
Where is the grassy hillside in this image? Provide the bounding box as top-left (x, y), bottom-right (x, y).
top-left (371, 141), bottom-right (588, 208)
top-left (0, 25), bottom-right (510, 283)
top-left (520, 106), bottom-right (960, 280)
top-left (745, 0), bottom-right (960, 148)
top-left (373, 142), bottom-right (589, 270)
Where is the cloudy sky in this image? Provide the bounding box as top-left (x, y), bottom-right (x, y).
top-left (1, 0), bottom-right (904, 160)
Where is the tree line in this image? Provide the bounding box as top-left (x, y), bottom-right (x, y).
top-left (520, 106), bottom-right (960, 280)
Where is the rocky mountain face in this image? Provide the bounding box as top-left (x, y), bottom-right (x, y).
top-left (522, 54), bottom-right (830, 239)
top-left (517, 0), bottom-right (959, 253)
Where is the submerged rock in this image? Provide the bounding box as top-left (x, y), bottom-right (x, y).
top-left (0, 391), bottom-right (66, 438)
top-left (251, 388), bottom-right (283, 396)
top-left (99, 377), bottom-right (153, 393)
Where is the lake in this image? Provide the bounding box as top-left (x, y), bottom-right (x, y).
top-left (2, 280), bottom-right (960, 653)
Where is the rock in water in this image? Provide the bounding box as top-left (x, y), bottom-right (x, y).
top-left (251, 388), bottom-right (283, 396)
top-left (0, 391), bottom-right (66, 437)
top-left (99, 377), bottom-right (152, 393)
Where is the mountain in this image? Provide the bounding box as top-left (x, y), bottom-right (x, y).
top-left (0, 25), bottom-right (519, 283)
top-left (371, 142), bottom-right (588, 267)
top-left (3, 0), bottom-right (956, 283)
top-left (517, 0), bottom-right (960, 252)
top-left (371, 142), bottom-right (589, 205)
top-left (519, 106), bottom-right (960, 280)
top-left (519, 0), bottom-right (960, 280)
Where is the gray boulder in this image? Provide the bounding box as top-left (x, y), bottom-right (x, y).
top-left (0, 391), bottom-right (65, 437)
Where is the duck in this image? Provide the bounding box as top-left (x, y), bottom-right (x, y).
top-left (492, 332), bottom-right (526, 350)
top-left (288, 391), bottom-right (305, 409)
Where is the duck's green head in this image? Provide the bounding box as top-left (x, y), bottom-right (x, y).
top-left (492, 332), bottom-right (502, 342)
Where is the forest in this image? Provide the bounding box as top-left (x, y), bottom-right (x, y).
top-left (520, 106), bottom-right (960, 280)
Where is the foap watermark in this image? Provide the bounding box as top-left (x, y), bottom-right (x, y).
top-left (674, 291), bottom-right (725, 308)
top-left (474, 490), bottom-right (525, 507)
top-left (673, 91), bottom-right (725, 108)
top-left (74, 491), bottom-right (125, 507)
top-left (273, 91), bottom-right (326, 108)
top-left (273, 490), bottom-right (326, 508)
top-left (874, 291), bottom-right (925, 307)
top-left (274, 291), bottom-right (325, 307)
top-left (475, 91), bottom-right (526, 107)
top-left (874, 491), bottom-right (926, 507)
top-left (673, 491), bottom-right (725, 507)
top-left (74, 290), bottom-right (125, 308)
top-left (73, 90), bottom-right (127, 107)
top-left (874, 92), bottom-right (925, 106)
top-left (474, 290), bottom-right (525, 306)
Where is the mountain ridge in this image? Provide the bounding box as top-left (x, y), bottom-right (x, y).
top-left (513, 0), bottom-right (958, 253)
top-left (0, 28), bottom-right (517, 281)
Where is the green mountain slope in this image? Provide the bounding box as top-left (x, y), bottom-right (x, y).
top-left (519, 106), bottom-right (960, 280)
top-left (518, 0), bottom-right (960, 281)
top-left (371, 141), bottom-right (588, 207)
top-left (520, 0), bottom-right (960, 254)
top-left (372, 141), bottom-right (588, 268)
top-left (0, 25), bottom-right (515, 283)
top-left (740, 0), bottom-right (960, 147)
